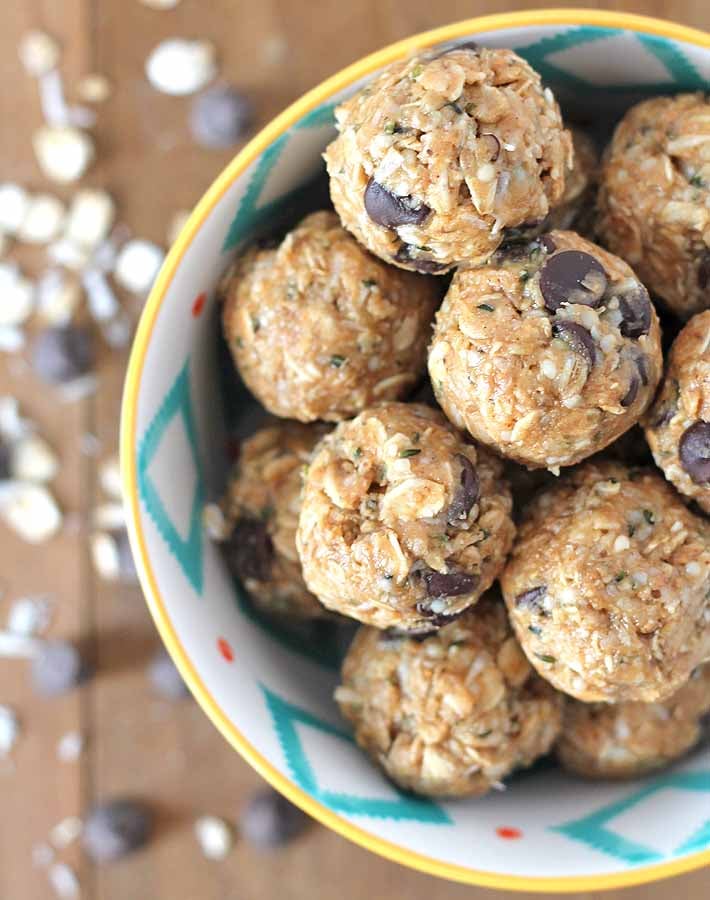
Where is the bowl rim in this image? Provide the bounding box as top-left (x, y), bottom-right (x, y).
top-left (121, 9), bottom-right (710, 892)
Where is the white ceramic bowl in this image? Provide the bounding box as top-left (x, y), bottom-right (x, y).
top-left (121, 11), bottom-right (710, 892)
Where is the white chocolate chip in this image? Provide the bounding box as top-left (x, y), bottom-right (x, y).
top-left (91, 531), bottom-right (120, 580)
top-left (36, 270), bottom-right (83, 325)
top-left (0, 482), bottom-right (62, 543)
top-left (146, 39), bottom-right (217, 95)
top-left (65, 189), bottom-right (115, 247)
top-left (99, 456), bottom-right (123, 499)
top-left (0, 705), bottom-right (19, 757)
top-left (18, 194), bottom-right (66, 244)
top-left (47, 238), bottom-right (92, 271)
top-left (0, 263), bottom-right (34, 326)
top-left (18, 31), bottom-right (60, 77)
top-left (613, 534), bottom-right (630, 553)
top-left (48, 862), bottom-right (80, 899)
top-left (57, 730), bottom-right (84, 762)
top-left (10, 435), bottom-right (59, 483)
top-left (7, 595), bottom-right (52, 637)
top-left (94, 502), bottom-right (126, 530)
top-left (76, 73), bottom-right (112, 104)
top-left (50, 817), bottom-right (83, 849)
top-left (194, 816), bottom-right (233, 859)
top-left (113, 239), bottom-right (164, 294)
top-left (83, 268), bottom-right (121, 321)
top-left (0, 183), bottom-right (31, 235)
top-left (33, 125), bottom-right (95, 183)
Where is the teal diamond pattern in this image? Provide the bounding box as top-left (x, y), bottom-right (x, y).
top-left (262, 685), bottom-right (452, 824)
top-left (138, 360), bottom-right (206, 594)
top-left (551, 770), bottom-right (710, 864)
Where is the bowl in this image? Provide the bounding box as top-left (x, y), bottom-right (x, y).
top-left (121, 11), bottom-right (710, 892)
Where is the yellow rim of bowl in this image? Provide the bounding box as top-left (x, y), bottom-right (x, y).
top-left (122, 10), bottom-right (710, 892)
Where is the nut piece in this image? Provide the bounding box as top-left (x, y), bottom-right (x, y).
top-left (336, 598), bottom-right (563, 797)
top-left (145, 39), bottom-right (217, 95)
top-left (33, 125), bottom-right (95, 184)
top-left (113, 239), bottom-right (164, 294)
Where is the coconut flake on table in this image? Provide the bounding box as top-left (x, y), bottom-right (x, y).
top-left (65, 189), bottom-right (116, 248)
top-left (0, 183), bottom-right (31, 235)
top-left (0, 705), bottom-right (19, 757)
top-left (36, 270), bottom-right (83, 325)
top-left (33, 125), bottom-right (95, 183)
top-left (146, 39), bottom-right (217, 95)
top-left (0, 481), bottom-right (62, 542)
top-left (18, 30), bottom-right (61, 77)
top-left (0, 262), bottom-right (34, 326)
top-left (18, 194), bottom-right (66, 244)
top-left (7, 595), bottom-right (52, 637)
top-left (194, 815), bottom-right (233, 859)
top-left (113, 239), bottom-right (164, 294)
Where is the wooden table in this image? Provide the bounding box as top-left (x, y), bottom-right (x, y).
top-left (0, 2), bottom-right (707, 898)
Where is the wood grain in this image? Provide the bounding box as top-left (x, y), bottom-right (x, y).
top-left (0, 1), bottom-right (707, 898)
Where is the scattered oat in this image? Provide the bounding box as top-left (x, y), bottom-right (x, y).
top-left (146, 39), bottom-right (217, 95)
top-left (33, 125), bottom-right (95, 183)
top-left (50, 816), bottom-right (83, 849)
top-left (0, 705), bottom-right (19, 756)
top-left (0, 183), bottom-right (30, 235)
top-left (18, 31), bottom-right (60, 77)
top-left (18, 194), bottom-right (66, 244)
top-left (48, 862), bottom-right (80, 899)
top-left (36, 270), bottom-right (83, 325)
top-left (57, 730), bottom-right (84, 762)
top-left (0, 481), bottom-right (62, 542)
top-left (194, 815), bottom-right (233, 859)
top-left (113, 239), bottom-right (164, 294)
top-left (10, 435), bottom-right (58, 483)
top-left (77, 73), bottom-right (112, 104)
top-left (7, 595), bottom-right (52, 637)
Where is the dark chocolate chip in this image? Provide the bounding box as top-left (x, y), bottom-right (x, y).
top-left (31, 640), bottom-right (87, 696)
top-left (224, 518), bottom-right (273, 582)
top-left (491, 240), bottom-right (532, 265)
top-left (698, 250), bottom-right (710, 291)
top-left (540, 234), bottom-right (556, 254)
top-left (83, 799), bottom-right (153, 862)
top-left (115, 530), bottom-right (138, 583)
top-left (147, 649), bottom-right (190, 700)
top-left (551, 321), bottom-right (596, 368)
top-left (515, 585), bottom-right (547, 611)
top-left (447, 454), bottom-right (479, 525)
top-left (240, 789), bottom-right (310, 849)
top-left (539, 251), bottom-right (608, 312)
top-left (617, 286), bottom-right (652, 339)
top-left (621, 375), bottom-right (640, 408)
top-left (635, 354), bottom-right (649, 386)
top-left (364, 178), bottom-right (431, 229)
top-left (189, 85), bottom-right (254, 149)
top-left (679, 421), bottom-right (710, 484)
top-left (31, 326), bottom-right (93, 385)
top-left (422, 569), bottom-right (479, 599)
top-left (394, 244), bottom-right (447, 273)
top-left (380, 627), bottom-right (430, 645)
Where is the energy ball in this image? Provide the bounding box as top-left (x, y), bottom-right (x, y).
top-left (222, 211), bottom-right (440, 422)
top-left (428, 230), bottom-right (662, 469)
top-left (296, 402), bottom-right (514, 631)
top-left (335, 598), bottom-right (563, 798)
top-left (557, 664), bottom-right (710, 779)
top-left (324, 45), bottom-right (571, 274)
top-left (222, 422), bottom-right (329, 620)
top-left (644, 311), bottom-right (710, 514)
top-left (501, 461), bottom-right (710, 703)
top-left (545, 128), bottom-right (599, 234)
top-left (597, 93), bottom-right (710, 320)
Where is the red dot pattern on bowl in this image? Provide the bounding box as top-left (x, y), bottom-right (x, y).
top-left (217, 637), bottom-right (234, 662)
top-left (496, 827), bottom-right (523, 840)
top-left (192, 292), bottom-right (206, 317)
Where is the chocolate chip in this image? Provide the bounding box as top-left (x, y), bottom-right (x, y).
top-left (552, 321), bottom-right (596, 368)
top-left (540, 234), bottom-right (556, 254)
top-left (83, 799), bottom-right (153, 862)
top-left (147, 649), bottom-right (190, 700)
top-left (515, 585), bottom-right (547, 611)
top-left (652, 380), bottom-right (679, 428)
top-left (698, 250), bottom-right (710, 291)
top-left (32, 326), bottom-right (93, 385)
top-left (31, 640), bottom-right (87, 696)
top-left (364, 178), bottom-right (431, 229)
top-left (421, 568), bottom-right (479, 599)
top-left (617, 286), bottom-right (652, 339)
top-left (380, 627), bottom-right (430, 645)
top-left (635, 354), bottom-right (649, 386)
top-left (224, 518), bottom-right (273, 582)
top-left (189, 85), bottom-right (253, 148)
top-left (240, 789), bottom-right (310, 850)
top-left (621, 375), bottom-right (640, 408)
top-left (491, 240), bottom-right (531, 264)
top-left (394, 244), bottom-right (447, 273)
top-left (539, 251), bottom-right (607, 312)
top-left (447, 454), bottom-right (479, 525)
top-left (679, 421), bottom-right (710, 484)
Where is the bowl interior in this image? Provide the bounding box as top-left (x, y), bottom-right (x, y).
top-left (124, 16), bottom-right (710, 892)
